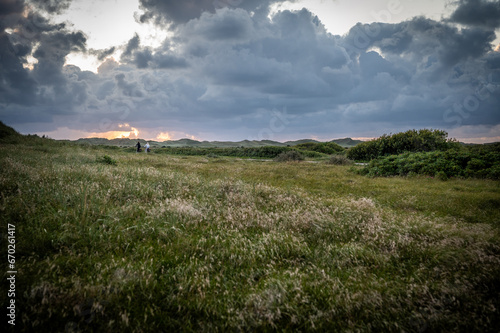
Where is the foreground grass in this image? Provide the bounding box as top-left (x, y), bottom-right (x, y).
top-left (1, 143), bottom-right (500, 332)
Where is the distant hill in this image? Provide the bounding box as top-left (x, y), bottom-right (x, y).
top-left (0, 121), bottom-right (365, 148)
top-left (331, 138), bottom-right (365, 148)
top-left (73, 137), bottom-right (365, 148)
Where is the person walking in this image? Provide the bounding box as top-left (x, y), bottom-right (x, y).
top-left (135, 141), bottom-right (141, 152)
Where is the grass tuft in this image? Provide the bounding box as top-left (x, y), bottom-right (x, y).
top-left (96, 155), bottom-right (118, 166)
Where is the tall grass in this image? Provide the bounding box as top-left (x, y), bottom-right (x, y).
top-left (1, 141), bottom-right (499, 332)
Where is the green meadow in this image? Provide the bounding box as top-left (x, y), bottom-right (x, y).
top-left (1, 134), bottom-right (500, 332)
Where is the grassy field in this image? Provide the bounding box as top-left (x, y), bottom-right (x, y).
top-left (2, 140), bottom-right (500, 332)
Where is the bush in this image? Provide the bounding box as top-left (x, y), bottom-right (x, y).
top-left (356, 146), bottom-right (500, 180)
top-left (96, 155), bottom-right (117, 166)
top-left (346, 129), bottom-right (458, 161)
top-left (327, 155), bottom-right (354, 165)
top-left (274, 150), bottom-right (305, 162)
top-left (295, 142), bottom-right (344, 154)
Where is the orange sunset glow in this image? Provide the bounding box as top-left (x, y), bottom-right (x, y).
top-left (86, 124), bottom-right (140, 140)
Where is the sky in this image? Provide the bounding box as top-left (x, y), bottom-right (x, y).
top-left (1, 0), bottom-right (500, 143)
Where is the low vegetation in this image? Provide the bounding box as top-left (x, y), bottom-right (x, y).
top-left (1, 123), bottom-right (500, 332)
top-left (294, 141), bottom-right (345, 154)
top-left (151, 146), bottom-right (326, 159)
top-left (274, 150), bottom-right (305, 162)
top-left (347, 129), bottom-right (500, 180)
top-left (357, 145), bottom-right (500, 179)
top-left (346, 129), bottom-right (457, 161)
top-left (326, 154), bottom-right (354, 166)
top-left (96, 155), bottom-right (118, 166)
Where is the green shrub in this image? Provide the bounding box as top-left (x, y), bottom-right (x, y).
top-left (296, 150), bottom-right (327, 158)
top-left (274, 150), bottom-right (305, 162)
top-left (327, 155), bottom-right (354, 165)
top-left (346, 129), bottom-right (458, 161)
top-left (357, 146), bottom-right (500, 180)
top-left (295, 142), bottom-right (344, 154)
top-left (96, 155), bottom-right (117, 166)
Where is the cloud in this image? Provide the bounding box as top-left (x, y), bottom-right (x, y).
top-left (29, 0), bottom-right (73, 14)
top-left (90, 46), bottom-right (115, 61)
top-left (122, 33), bottom-right (140, 58)
top-left (137, 0), bottom-right (295, 27)
top-left (182, 7), bottom-right (254, 41)
top-left (152, 52), bottom-right (188, 69)
top-left (1, 3), bottom-right (499, 142)
top-left (119, 32), bottom-right (187, 69)
top-left (0, 0), bottom-right (88, 120)
top-left (449, 0), bottom-right (500, 29)
top-left (0, 33), bottom-right (38, 105)
top-left (114, 73), bottom-right (144, 98)
top-left (0, 0), bottom-right (24, 18)
top-left (138, 0), bottom-right (219, 26)
top-left (344, 18), bottom-right (496, 67)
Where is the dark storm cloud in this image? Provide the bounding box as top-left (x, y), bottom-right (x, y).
top-left (0, 0), bottom-right (88, 122)
top-left (485, 51), bottom-right (500, 69)
top-left (120, 33), bottom-right (188, 69)
top-left (122, 33), bottom-right (140, 58)
top-left (449, 0), bottom-right (500, 29)
top-left (0, 2), bottom-right (68, 107)
top-left (133, 49), bottom-right (152, 68)
top-left (0, 34), bottom-right (38, 105)
top-left (0, 0), bottom-right (24, 17)
top-left (90, 46), bottom-right (115, 61)
top-left (187, 7), bottom-right (254, 40)
top-left (29, 0), bottom-right (72, 14)
top-left (138, 0), bottom-right (295, 27)
top-left (152, 52), bottom-right (188, 69)
top-left (119, 33), bottom-right (186, 70)
top-left (115, 73), bottom-right (144, 98)
top-left (32, 30), bottom-right (86, 89)
top-left (138, 0), bottom-right (217, 25)
top-left (178, 8), bottom-right (346, 100)
top-left (339, 15), bottom-right (500, 127)
top-left (343, 17), bottom-right (496, 70)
